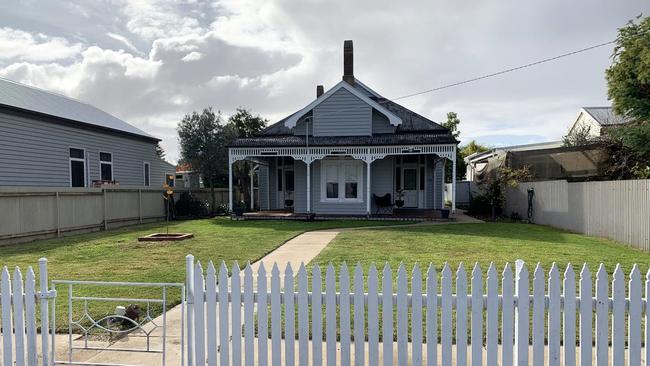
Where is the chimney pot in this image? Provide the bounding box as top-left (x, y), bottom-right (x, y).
top-left (342, 40), bottom-right (354, 86)
top-left (316, 85), bottom-right (324, 98)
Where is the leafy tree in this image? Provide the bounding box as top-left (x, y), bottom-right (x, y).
top-left (442, 112), bottom-right (461, 140)
top-left (226, 108), bottom-right (268, 208)
top-left (479, 166), bottom-right (533, 220)
top-left (228, 107), bottom-right (268, 138)
top-left (602, 15), bottom-right (650, 179)
top-left (460, 140), bottom-right (489, 157)
top-left (177, 108), bottom-right (228, 213)
top-left (606, 15), bottom-right (650, 121)
top-left (562, 124), bottom-right (594, 147)
top-left (442, 112), bottom-right (464, 181)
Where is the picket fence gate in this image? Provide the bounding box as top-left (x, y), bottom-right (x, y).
top-left (186, 255), bottom-right (650, 366)
top-left (1, 259), bottom-right (53, 366)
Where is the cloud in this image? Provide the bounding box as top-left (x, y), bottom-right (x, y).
top-left (106, 32), bottom-right (141, 54)
top-left (0, 0), bottom-right (648, 164)
top-left (0, 27), bottom-right (83, 62)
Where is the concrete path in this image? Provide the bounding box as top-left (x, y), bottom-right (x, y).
top-left (63, 212), bottom-right (484, 365)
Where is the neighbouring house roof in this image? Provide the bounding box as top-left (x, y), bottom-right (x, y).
top-left (465, 140), bottom-right (564, 163)
top-left (582, 107), bottom-right (632, 127)
top-left (244, 78), bottom-right (450, 147)
top-left (0, 77), bottom-right (158, 141)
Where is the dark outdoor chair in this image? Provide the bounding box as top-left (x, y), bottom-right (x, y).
top-left (373, 193), bottom-right (393, 215)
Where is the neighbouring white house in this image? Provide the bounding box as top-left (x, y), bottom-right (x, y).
top-left (567, 106), bottom-right (632, 138)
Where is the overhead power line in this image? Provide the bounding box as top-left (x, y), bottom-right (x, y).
top-left (386, 39), bottom-right (616, 102)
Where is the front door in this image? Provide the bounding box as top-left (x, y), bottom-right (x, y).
top-left (402, 167), bottom-right (419, 208)
top-left (276, 166), bottom-right (294, 209)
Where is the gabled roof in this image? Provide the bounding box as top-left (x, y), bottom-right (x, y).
top-left (284, 80), bottom-right (402, 128)
top-left (582, 107), bottom-right (632, 126)
top-left (0, 77), bottom-right (158, 141)
top-left (258, 78), bottom-right (448, 137)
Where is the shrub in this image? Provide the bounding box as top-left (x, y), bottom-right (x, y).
top-left (467, 194), bottom-right (497, 217)
top-left (214, 203), bottom-right (230, 216)
top-left (175, 192), bottom-right (209, 217)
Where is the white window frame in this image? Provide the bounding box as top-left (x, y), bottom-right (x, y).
top-left (143, 161), bottom-right (151, 187)
top-left (320, 159), bottom-right (363, 203)
top-left (69, 146), bottom-right (87, 187)
top-left (99, 151), bottom-right (114, 182)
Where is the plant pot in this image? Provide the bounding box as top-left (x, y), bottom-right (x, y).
top-left (439, 209), bottom-right (450, 219)
top-left (285, 199), bottom-right (294, 207)
top-left (233, 207), bottom-right (245, 216)
top-left (394, 200), bottom-right (404, 208)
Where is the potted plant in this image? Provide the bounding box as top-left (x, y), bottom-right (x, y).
top-left (394, 189), bottom-right (405, 208)
top-left (232, 200), bottom-right (246, 217)
top-left (439, 207), bottom-right (450, 219)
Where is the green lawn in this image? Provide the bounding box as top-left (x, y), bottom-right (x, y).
top-left (0, 217), bottom-right (403, 330)
top-left (312, 222), bottom-right (650, 282)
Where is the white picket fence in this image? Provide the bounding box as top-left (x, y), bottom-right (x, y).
top-left (0, 259), bottom-right (53, 366)
top-left (187, 255), bottom-right (649, 366)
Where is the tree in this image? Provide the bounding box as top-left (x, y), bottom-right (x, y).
top-left (177, 107), bottom-right (228, 213)
top-left (481, 166), bottom-right (533, 220)
top-left (442, 112), bottom-right (461, 140)
top-left (460, 140), bottom-right (489, 157)
top-left (606, 15), bottom-right (650, 122)
top-left (562, 124), bottom-right (594, 147)
top-left (228, 107), bottom-right (268, 138)
top-left (442, 112), bottom-right (464, 181)
top-left (603, 15), bottom-right (650, 179)
top-left (226, 108), bottom-right (268, 208)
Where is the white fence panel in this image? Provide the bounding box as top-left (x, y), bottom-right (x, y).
top-left (185, 258), bottom-right (650, 366)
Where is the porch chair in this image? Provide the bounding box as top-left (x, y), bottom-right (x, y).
top-left (373, 193), bottom-right (393, 215)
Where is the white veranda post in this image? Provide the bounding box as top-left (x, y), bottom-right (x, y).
top-left (228, 150), bottom-right (233, 212)
top-left (306, 162), bottom-right (311, 213)
top-left (366, 160), bottom-right (371, 215)
top-left (249, 165), bottom-right (255, 211)
top-left (451, 146), bottom-right (457, 213)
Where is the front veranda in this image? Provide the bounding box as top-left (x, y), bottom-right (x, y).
top-left (228, 144), bottom-right (457, 219)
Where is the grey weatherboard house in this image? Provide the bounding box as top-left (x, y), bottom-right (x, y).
top-left (0, 78), bottom-right (174, 188)
top-left (229, 41), bottom-right (459, 216)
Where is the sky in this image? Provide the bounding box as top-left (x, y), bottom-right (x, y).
top-left (0, 1), bottom-right (648, 164)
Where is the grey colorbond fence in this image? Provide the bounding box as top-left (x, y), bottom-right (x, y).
top-left (505, 179), bottom-right (650, 251)
top-left (0, 187), bottom-right (231, 245)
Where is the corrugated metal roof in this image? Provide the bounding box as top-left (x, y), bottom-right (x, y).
top-left (0, 77), bottom-right (157, 140)
top-left (583, 107), bottom-right (632, 126)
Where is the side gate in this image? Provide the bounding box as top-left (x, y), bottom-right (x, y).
top-left (1, 259), bottom-right (184, 366)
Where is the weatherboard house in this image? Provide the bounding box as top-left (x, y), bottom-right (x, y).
top-left (229, 41), bottom-right (459, 217)
top-left (0, 78), bottom-right (174, 188)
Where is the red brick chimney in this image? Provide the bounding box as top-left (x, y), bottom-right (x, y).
top-left (316, 85), bottom-right (324, 97)
top-left (342, 40), bottom-right (354, 86)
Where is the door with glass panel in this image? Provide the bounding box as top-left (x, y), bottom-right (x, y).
top-left (401, 167), bottom-right (419, 207)
top-left (276, 157), bottom-right (295, 209)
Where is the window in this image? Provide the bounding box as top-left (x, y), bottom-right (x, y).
top-left (69, 148), bottom-right (86, 187)
top-left (143, 162), bottom-right (150, 186)
top-left (321, 160), bottom-right (363, 202)
top-left (277, 169), bottom-right (283, 191)
top-left (285, 170), bottom-right (295, 191)
top-left (99, 152), bottom-right (113, 181)
top-left (420, 166), bottom-right (425, 191)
